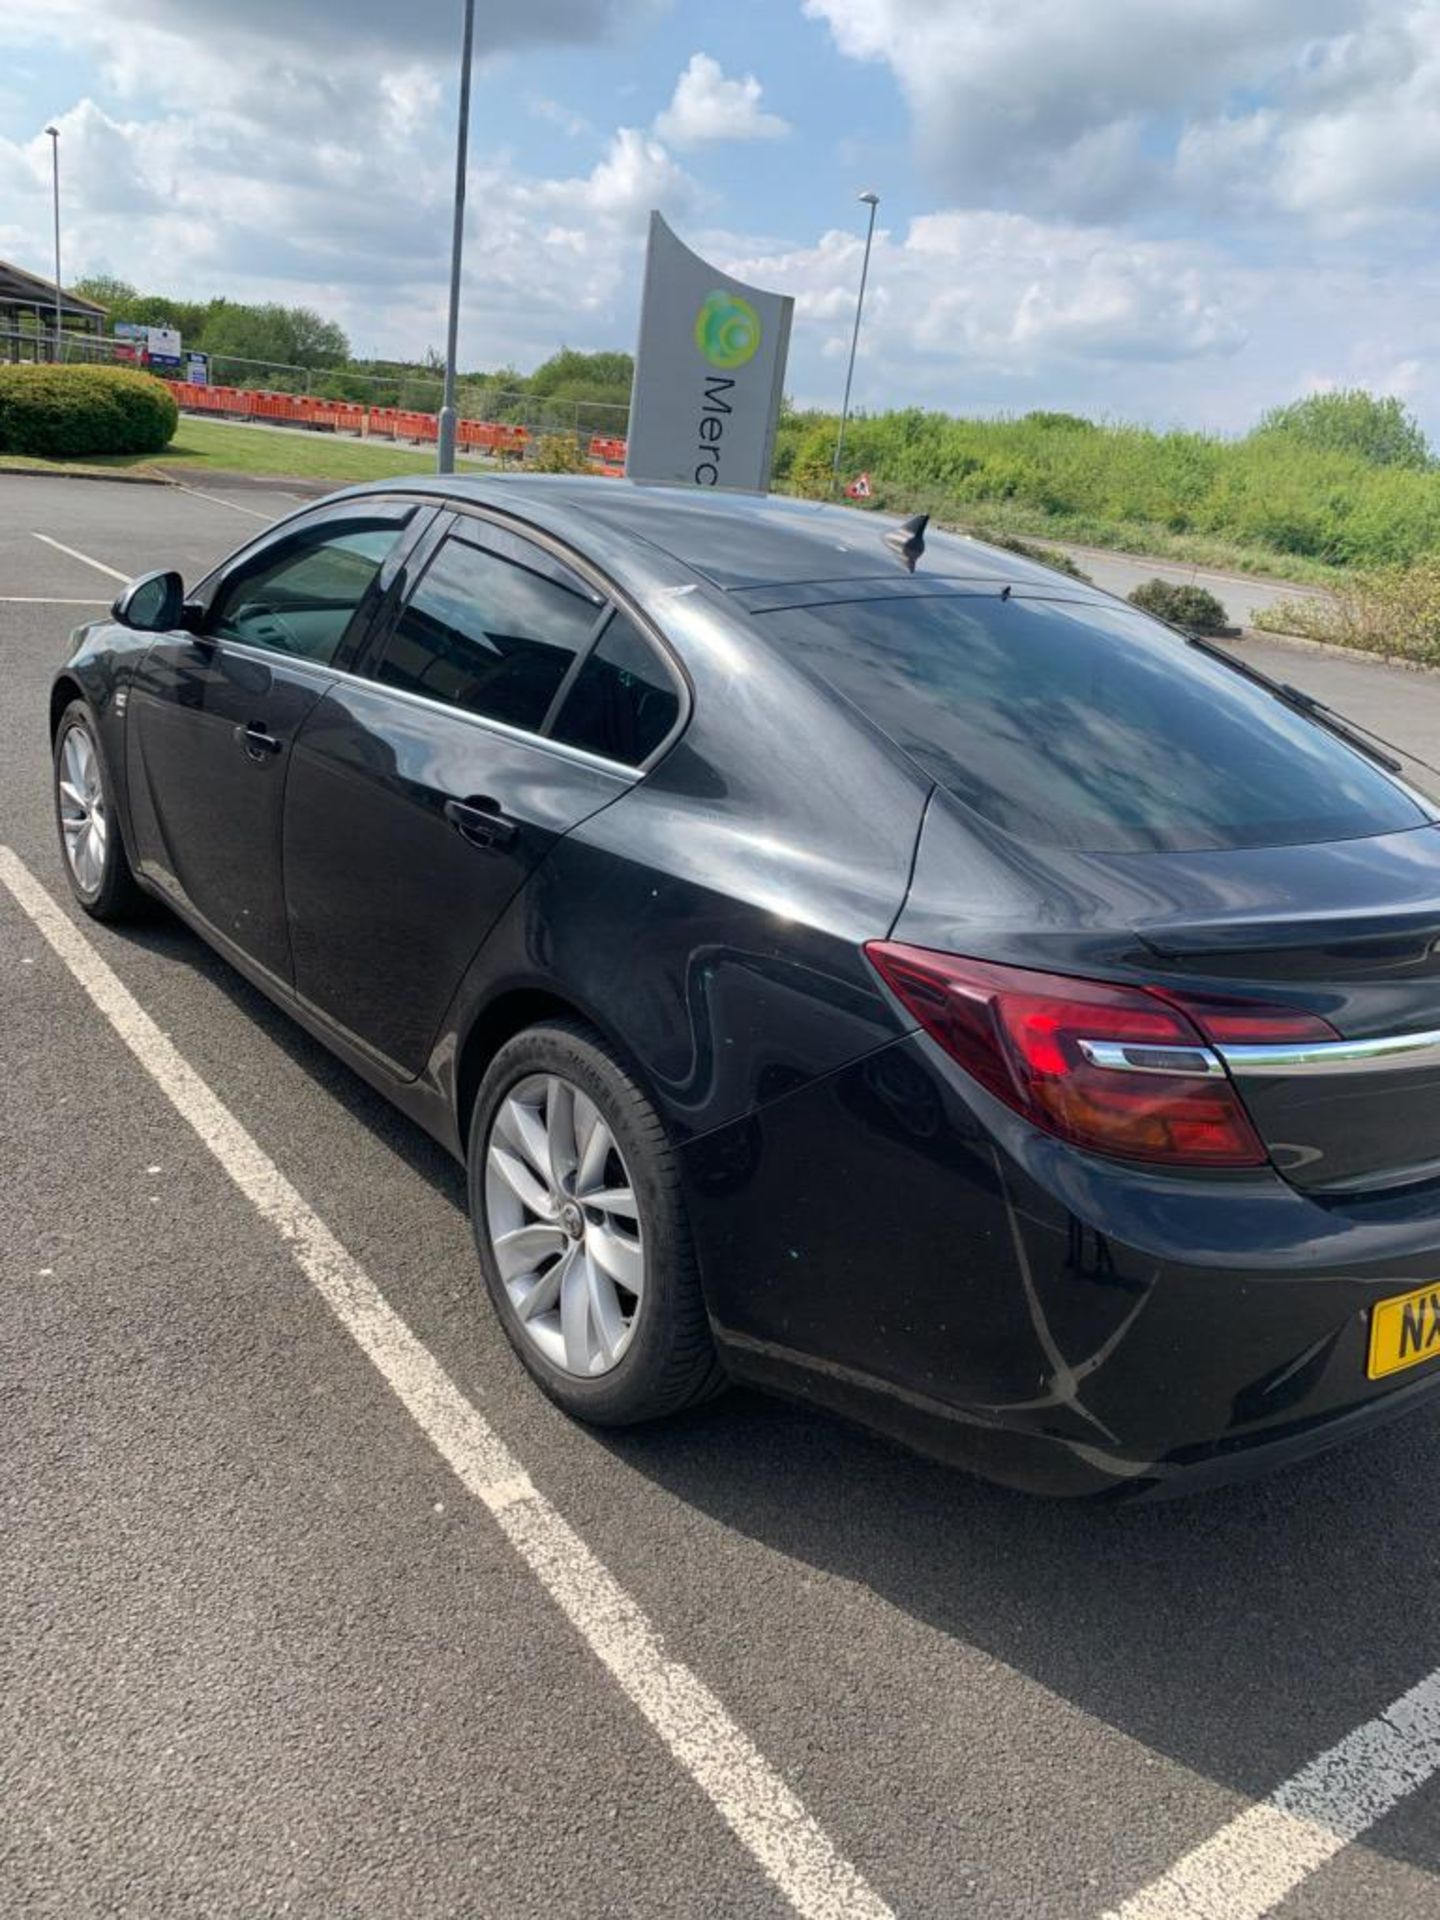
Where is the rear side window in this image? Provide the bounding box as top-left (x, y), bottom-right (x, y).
top-left (760, 593), bottom-right (1428, 853)
top-left (376, 529), bottom-right (603, 732)
top-left (550, 613), bottom-right (682, 764)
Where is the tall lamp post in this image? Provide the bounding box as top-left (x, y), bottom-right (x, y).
top-left (45, 125), bottom-right (62, 363)
top-left (831, 188), bottom-right (879, 495)
top-left (437, 0), bottom-right (476, 475)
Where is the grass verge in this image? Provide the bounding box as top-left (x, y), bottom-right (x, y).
top-left (943, 502), bottom-right (1352, 587)
top-left (774, 405), bottom-right (1440, 585)
top-left (0, 415), bottom-right (494, 485)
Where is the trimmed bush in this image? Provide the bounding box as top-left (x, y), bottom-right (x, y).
top-left (0, 364), bottom-right (178, 458)
top-left (529, 432), bottom-right (587, 474)
top-left (1126, 578), bottom-right (1230, 633)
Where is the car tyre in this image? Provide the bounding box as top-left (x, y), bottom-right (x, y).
top-left (53, 701), bottom-right (144, 922)
top-left (468, 1020), bottom-right (726, 1425)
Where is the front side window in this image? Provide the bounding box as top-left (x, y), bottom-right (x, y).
top-left (208, 519), bottom-right (406, 665)
top-left (375, 529), bottom-right (603, 732)
top-left (760, 593), bottom-right (1430, 853)
top-left (550, 613), bottom-right (682, 764)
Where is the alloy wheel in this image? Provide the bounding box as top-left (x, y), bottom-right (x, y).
top-left (484, 1072), bottom-right (645, 1377)
top-left (58, 724), bottom-right (108, 895)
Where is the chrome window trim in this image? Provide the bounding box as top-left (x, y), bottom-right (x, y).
top-left (187, 488), bottom-right (693, 776)
top-left (1216, 1029), bottom-right (1440, 1077)
top-left (189, 494), bottom-right (424, 610)
top-left (202, 634), bottom-right (640, 785)
top-left (437, 498), bottom-right (694, 772)
top-left (1075, 1039), bottom-right (1226, 1078)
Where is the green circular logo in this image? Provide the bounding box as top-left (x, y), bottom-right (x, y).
top-left (694, 290), bottom-right (762, 369)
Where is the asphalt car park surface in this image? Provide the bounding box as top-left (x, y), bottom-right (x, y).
top-left (3, 471), bottom-right (1440, 1920)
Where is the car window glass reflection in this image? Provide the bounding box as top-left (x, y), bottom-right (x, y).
top-left (764, 595), bottom-right (1426, 853)
top-left (210, 524), bottom-right (403, 664)
top-left (550, 613), bottom-right (681, 765)
top-left (375, 533), bottom-right (600, 734)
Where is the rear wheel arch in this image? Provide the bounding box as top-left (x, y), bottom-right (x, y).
top-left (454, 988), bottom-right (642, 1146)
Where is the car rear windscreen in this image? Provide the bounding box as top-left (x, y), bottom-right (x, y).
top-left (760, 592), bottom-right (1429, 853)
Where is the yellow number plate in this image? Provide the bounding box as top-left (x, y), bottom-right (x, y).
top-left (1368, 1283), bottom-right (1440, 1379)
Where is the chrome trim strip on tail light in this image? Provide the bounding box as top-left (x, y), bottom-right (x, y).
top-left (1076, 1039), bottom-right (1227, 1078)
top-left (1216, 1029), bottom-right (1440, 1077)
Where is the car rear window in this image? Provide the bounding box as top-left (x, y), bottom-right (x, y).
top-left (760, 593), bottom-right (1428, 853)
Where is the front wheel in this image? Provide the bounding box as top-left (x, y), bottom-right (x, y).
top-left (468, 1021), bottom-right (725, 1426)
top-left (53, 701), bottom-right (143, 921)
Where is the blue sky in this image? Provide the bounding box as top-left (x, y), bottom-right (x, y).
top-left (2, 1), bottom-right (1439, 435)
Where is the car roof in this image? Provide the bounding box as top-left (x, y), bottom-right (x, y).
top-left (342, 473), bottom-right (1095, 596)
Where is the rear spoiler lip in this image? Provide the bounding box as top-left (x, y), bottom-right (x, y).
top-left (1136, 906), bottom-right (1440, 958)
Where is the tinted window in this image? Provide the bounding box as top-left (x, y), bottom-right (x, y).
top-left (376, 531), bottom-right (601, 732)
top-left (761, 593), bottom-right (1428, 853)
top-left (209, 521), bottom-right (404, 664)
top-left (550, 613), bottom-right (682, 764)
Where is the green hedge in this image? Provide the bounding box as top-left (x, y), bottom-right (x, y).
top-left (776, 405), bottom-right (1440, 572)
top-left (1127, 578), bottom-right (1230, 633)
top-left (0, 364), bottom-right (178, 458)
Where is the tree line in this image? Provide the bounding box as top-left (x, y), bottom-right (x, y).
top-left (69, 277), bottom-right (633, 424)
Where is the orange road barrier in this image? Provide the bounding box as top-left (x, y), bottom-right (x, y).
top-left (160, 379), bottom-right (625, 470)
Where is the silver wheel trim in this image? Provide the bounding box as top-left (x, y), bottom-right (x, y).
top-left (58, 724), bottom-right (108, 895)
top-left (484, 1072), bottom-right (645, 1378)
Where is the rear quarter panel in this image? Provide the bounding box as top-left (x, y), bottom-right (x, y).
top-left (428, 578), bottom-right (932, 1143)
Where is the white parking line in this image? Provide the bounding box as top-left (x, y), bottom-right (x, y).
top-left (167, 479), bottom-right (278, 521)
top-left (1104, 1668), bottom-right (1440, 1920)
top-left (1, 595), bottom-right (109, 605)
top-left (0, 845), bottom-right (892, 1920)
top-left (30, 532), bottom-right (129, 582)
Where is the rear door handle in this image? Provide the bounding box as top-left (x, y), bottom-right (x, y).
top-left (235, 721), bottom-right (283, 760)
top-left (444, 796), bottom-right (517, 849)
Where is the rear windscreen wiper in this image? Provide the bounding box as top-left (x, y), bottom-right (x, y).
top-left (1186, 635), bottom-right (1408, 774)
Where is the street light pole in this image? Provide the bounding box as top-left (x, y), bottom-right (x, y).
top-left (831, 189), bottom-right (879, 496)
top-left (44, 125), bottom-right (62, 363)
top-left (437, 0), bottom-right (475, 475)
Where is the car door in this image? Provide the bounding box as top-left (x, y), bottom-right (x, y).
top-left (281, 513), bottom-right (647, 1077)
top-left (126, 501), bottom-right (425, 984)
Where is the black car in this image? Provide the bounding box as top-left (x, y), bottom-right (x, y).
top-left (49, 477), bottom-right (1440, 1495)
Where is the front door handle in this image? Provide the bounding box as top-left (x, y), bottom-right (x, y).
top-left (235, 721), bottom-right (283, 761)
top-left (444, 795), bottom-right (517, 850)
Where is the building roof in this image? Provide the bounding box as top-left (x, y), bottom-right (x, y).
top-left (0, 259), bottom-right (108, 319)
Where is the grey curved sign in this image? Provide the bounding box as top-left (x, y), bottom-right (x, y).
top-left (625, 212), bottom-right (793, 494)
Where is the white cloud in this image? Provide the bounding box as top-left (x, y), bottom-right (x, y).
top-left (801, 0), bottom-right (1440, 224)
top-left (525, 93), bottom-right (592, 138)
top-left (0, 0), bottom-right (664, 60)
top-left (1169, 9), bottom-right (1440, 227)
top-left (0, 1), bottom-right (699, 369)
top-left (724, 211), bottom-right (1246, 388)
top-left (6, 0), bottom-right (1440, 438)
top-left (653, 53), bottom-right (789, 148)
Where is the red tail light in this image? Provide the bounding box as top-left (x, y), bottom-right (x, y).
top-left (864, 942), bottom-right (1337, 1169)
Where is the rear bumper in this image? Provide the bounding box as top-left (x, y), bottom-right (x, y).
top-left (1120, 1362), bottom-right (1440, 1499)
top-left (681, 1032), bottom-right (1440, 1497)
